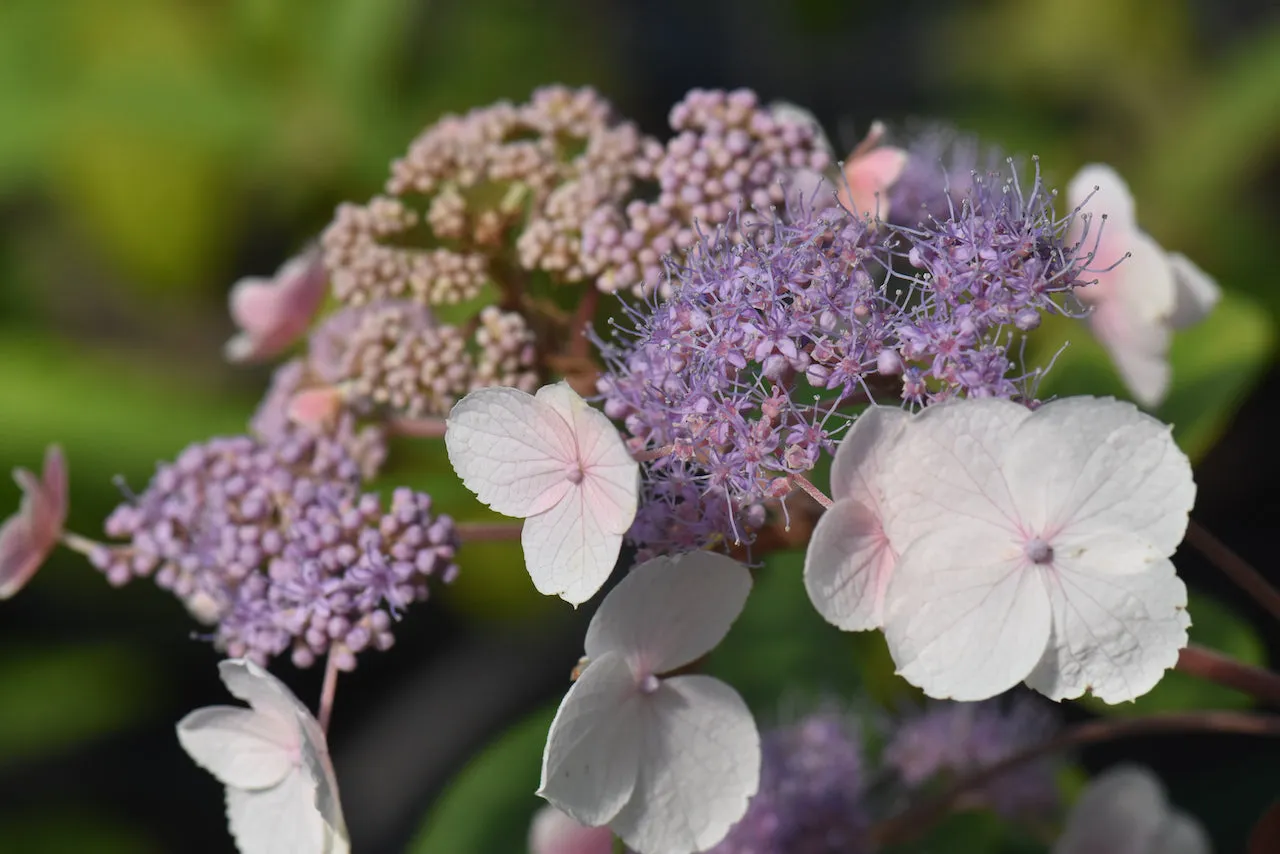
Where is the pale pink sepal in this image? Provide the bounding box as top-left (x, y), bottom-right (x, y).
top-left (528, 805), bottom-right (614, 854)
top-left (838, 121), bottom-right (907, 221)
top-left (224, 247), bottom-right (329, 363)
top-left (0, 445), bottom-right (68, 599)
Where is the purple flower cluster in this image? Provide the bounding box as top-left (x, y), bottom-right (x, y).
top-left (881, 696), bottom-right (1060, 819)
top-left (91, 434), bottom-right (458, 670)
top-left (582, 88), bottom-right (832, 297)
top-left (597, 159), bottom-right (1090, 556)
top-left (709, 713), bottom-right (868, 854)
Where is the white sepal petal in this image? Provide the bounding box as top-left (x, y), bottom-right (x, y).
top-left (447, 382), bottom-right (639, 604)
top-left (175, 707), bottom-right (296, 790)
top-left (539, 651), bottom-right (643, 827)
top-left (584, 552), bottom-right (752, 672)
top-left (609, 675), bottom-right (760, 854)
top-left (226, 771), bottom-right (348, 854)
top-left (1053, 764), bottom-right (1209, 854)
top-left (883, 526), bottom-right (1052, 701)
top-left (880, 397), bottom-right (1032, 546)
top-left (804, 497), bottom-right (895, 631)
top-left (445, 387), bottom-right (576, 518)
top-left (1002, 397), bottom-right (1195, 554)
top-left (828, 405), bottom-right (909, 504)
top-left (1025, 549), bottom-right (1188, 704)
top-left (1167, 252), bottom-right (1221, 330)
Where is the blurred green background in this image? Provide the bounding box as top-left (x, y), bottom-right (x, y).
top-left (1, 0), bottom-right (1278, 852)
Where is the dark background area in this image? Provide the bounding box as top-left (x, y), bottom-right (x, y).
top-left (1, 0), bottom-right (1277, 851)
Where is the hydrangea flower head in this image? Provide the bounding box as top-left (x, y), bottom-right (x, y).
top-left (93, 434), bottom-right (458, 669)
top-left (883, 696), bottom-right (1060, 819)
top-left (0, 445), bottom-right (68, 599)
top-left (1053, 764), bottom-right (1209, 854)
top-left (709, 712), bottom-right (868, 854)
top-left (177, 658), bottom-right (349, 854)
top-left (539, 552), bottom-right (760, 854)
top-left (224, 247), bottom-right (328, 363)
top-left (873, 395), bottom-right (1194, 702)
top-left (446, 381), bottom-right (639, 604)
top-left (600, 159), bottom-right (1090, 557)
top-left (1067, 164), bottom-right (1221, 408)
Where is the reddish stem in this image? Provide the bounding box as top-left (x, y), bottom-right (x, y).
top-left (317, 650), bottom-right (341, 735)
top-left (456, 521), bottom-right (524, 541)
top-left (872, 710), bottom-right (1280, 848)
top-left (1185, 519), bottom-right (1280, 622)
top-left (1177, 643), bottom-right (1280, 707)
top-left (387, 416), bottom-right (449, 439)
top-left (789, 473), bottom-right (833, 509)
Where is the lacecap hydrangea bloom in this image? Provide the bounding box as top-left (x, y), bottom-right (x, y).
top-left (90, 433), bottom-right (458, 670)
top-left (177, 659), bottom-right (349, 854)
top-left (539, 552), bottom-right (760, 854)
top-left (599, 158), bottom-right (1094, 558)
top-left (0, 445), bottom-right (68, 599)
top-left (1066, 163), bottom-right (1221, 408)
top-left (807, 395), bottom-right (1195, 703)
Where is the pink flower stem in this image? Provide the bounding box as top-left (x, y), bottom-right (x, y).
top-left (456, 521), bottom-right (523, 541)
top-left (1177, 643), bottom-right (1280, 707)
top-left (1185, 519), bottom-right (1280, 622)
top-left (318, 650), bottom-right (341, 735)
top-left (872, 710), bottom-right (1280, 848)
top-left (633, 444), bottom-right (675, 463)
top-left (789, 473), bottom-right (833, 509)
top-left (60, 531), bottom-right (104, 557)
top-left (387, 416), bottom-right (449, 439)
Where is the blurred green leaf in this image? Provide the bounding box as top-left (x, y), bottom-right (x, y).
top-left (706, 549), bottom-right (865, 717)
top-left (1077, 591), bottom-right (1266, 718)
top-left (0, 332), bottom-right (249, 480)
top-left (407, 704), bottom-right (556, 854)
top-left (1030, 291), bottom-right (1275, 462)
top-left (0, 811), bottom-right (161, 854)
top-left (0, 643), bottom-right (159, 766)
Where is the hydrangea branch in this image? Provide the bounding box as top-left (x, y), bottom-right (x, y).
top-left (788, 474), bottom-right (833, 509)
top-left (386, 416), bottom-right (449, 438)
top-left (318, 649), bottom-right (341, 734)
top-left (871, 710), bottom-right (1280, 848)
top-left (1185, 519), bottom-right (1280, 622)
top-left (1176, 643), bottom-right (1280, 707)
top-left (455, 521), bottom-right (524, 541)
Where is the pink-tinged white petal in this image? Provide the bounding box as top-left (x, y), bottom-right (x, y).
top-left (1167, 252), bottom-right (1221, 330)
top-left (1024, 546), bottom-right (1187, 704)
top-left (804, 498), bottom-right (896, 631)
top-left (839, 145), bottom-right (907, 221)
top-left (225, 770), bottom-right (347, 854)
top-left (584, 552), bottom-right (752, 674)
top-left (449, 383), bottom-right (638, 604)
top-left (1069, 164), bottom-right (1139, 233)
top-left (521, 482), bottom-right (624, 605)
top-left (607, 675), bottom-right (760, 854)
top-left (879, 398), bottom-right (1033, 547)
top-left (539, 651), bottom-right (643, 827)
top-left (224, 249), bottom-right (328, 364)
top-left (535, 382), bottom-right (639, 532)
top-left (883, 526), bottom-right (1053, 701)
top-left (178, 659), bottom-right (348, 853)
top-left (804, 405), bottom-right (909, 630)
top-left (1002, 397), bottom-right (1195, 555)
top-left (1069, 164), bottom-right (1187, 408)
top-left (0, 445), bottom-right (69, 599)
top-left (1053, 765), bottom-right (1209, 854)
top-left (446, 387), bottom-right (578, 518)
top-left (828, 405), bottom-right (909, 504)
top-left (528, 805), bottom-right (613, 854)
top-left (287, 387), bottom-right (346, 431)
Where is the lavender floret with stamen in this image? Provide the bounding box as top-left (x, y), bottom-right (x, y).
top-left (598, 156), bottom-right (1091, 556)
